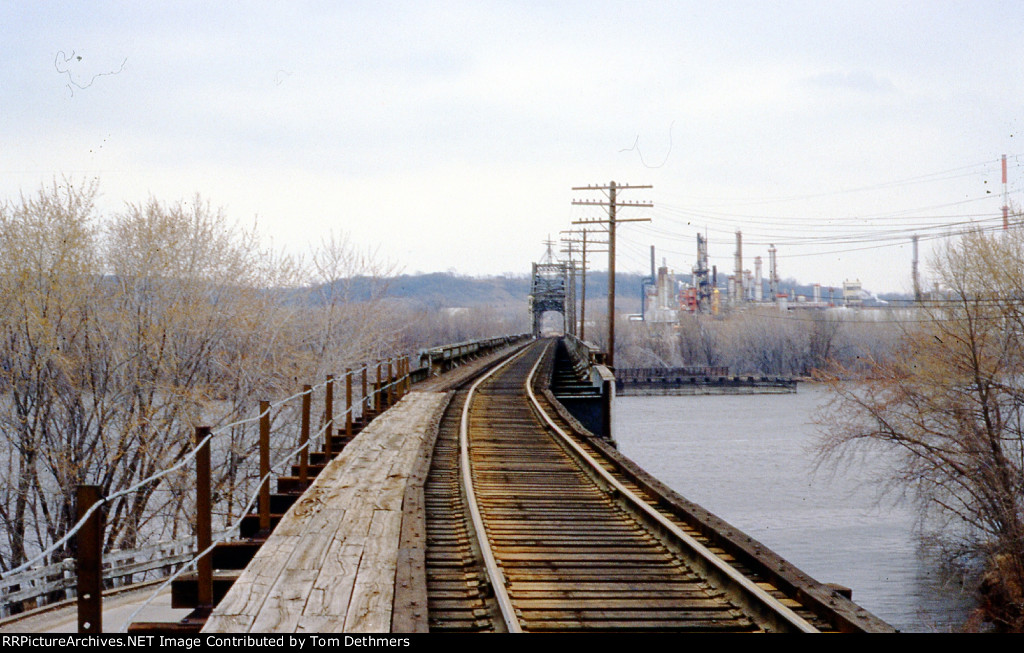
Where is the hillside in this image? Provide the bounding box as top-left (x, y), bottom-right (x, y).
top-left (329, 271), bottom-right (906, 310)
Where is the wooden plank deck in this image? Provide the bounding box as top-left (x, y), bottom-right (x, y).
top-left (202, 391), bottom-right (449, 633)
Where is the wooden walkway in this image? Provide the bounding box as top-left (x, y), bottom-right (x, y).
top-left (203, 391), bottom-right (448, 633)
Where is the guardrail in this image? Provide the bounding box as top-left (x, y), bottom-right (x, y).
top-left (553, 334), bottom-right (615, 442)
top-left (561, 333), bottom-right (604, 368)
top-left (0, 533), bottom-right (211, 619)
top-left (615, 366), bottom-right (731, 382)
top-left (416, 334), bottom-right (532, 378)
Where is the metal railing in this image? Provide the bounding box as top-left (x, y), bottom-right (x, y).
top-left (0, 533), bottom-right (206, 619)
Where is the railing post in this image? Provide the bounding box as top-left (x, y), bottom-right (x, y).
top-left (195, 426), bottom-right (213, 611)
top-left (393, 358), bottom-right (399, 402)
top-left (345, 369), bottom-right (353, 438)
top-left (63, 559), bottom-right (74, 602)
top-left (76, 484), bottom-right (103, 634)
top-left (394, 358), bottom-right (402, 400)
top-left (300, 386), bottom-right (311, 487)
top-left (361, 366), bottom-right (369, 421)
top-left (259, 401), bottom-right (271, 534)
top-left (395, 358), bottom-right (402, 398)
top-left (387, 358), bottom-right (395, 407)
top-left (375, 361), bottom-right (383, 413)
top-left (325, 375), bottom-right (335, 457)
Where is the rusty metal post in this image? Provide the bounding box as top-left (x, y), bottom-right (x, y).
top-left (345, 369), bottom-right (353, 438)
top-left (404, 356), bottom-right (412, 394)
top-left (195, 426), bottom-right (213, 610)
top-left (325, 375), bottom-right (335, 457)
top-left (259, 401), bottom-right (271, 533)
top-left (76, 485), bottom-right (103, 634)
top-left (300, 385), bottom-right (311, 486)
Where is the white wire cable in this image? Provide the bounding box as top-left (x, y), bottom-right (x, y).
top-left (118, 411), bottom-right (337, 630)
top-left (120, 367), bottom-right (415, 628)
top-left (0, 362), bottom-right (384, 579)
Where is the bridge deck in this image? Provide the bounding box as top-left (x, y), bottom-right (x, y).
top-left (203, 391), bottom-right (448, 633)
top-left (187, 338), bottom-right (892, 634)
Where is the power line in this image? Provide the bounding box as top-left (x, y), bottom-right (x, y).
top-left (652, 155), bottom-right (1024, 208)
top-left (572, 181), bottom-right (652, 367)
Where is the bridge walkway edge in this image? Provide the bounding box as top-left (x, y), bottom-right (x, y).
top-left (202, 345), bottom-right (527, 634)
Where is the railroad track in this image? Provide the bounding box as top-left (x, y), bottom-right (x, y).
top-left (425, 339), bottom-right (886, 633)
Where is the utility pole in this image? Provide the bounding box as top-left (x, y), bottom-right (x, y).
top-left (1003, 154), bottom-right (1010, 231)
top-left (559, 237), bottom-right (578, 336)
top-left (562, 229), bottom-right (609, 342)
top-left (912, 234), bottom-right (921, 302)
top-left (572, 181), bottom-right (652, 367)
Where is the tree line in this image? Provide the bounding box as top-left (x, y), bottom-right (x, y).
top-left (611, 305), bottom-right (903, 376)
top-left (0, 180), bottom-right (406, 572)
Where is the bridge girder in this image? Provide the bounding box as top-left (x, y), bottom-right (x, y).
top-left (530, 261), bottom-right (569, 337)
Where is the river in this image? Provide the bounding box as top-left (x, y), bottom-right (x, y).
top-left (612, 383), bottom-right (976, 633)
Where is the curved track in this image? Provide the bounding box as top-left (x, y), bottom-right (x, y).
top-left (425, 339), bottom-right (842, 633)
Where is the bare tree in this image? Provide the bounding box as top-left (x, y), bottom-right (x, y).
top-left (0, 179), bottom-right (105, 567)
top-left (0, 182), bottom-right (407, 571)
top-left (817, 227), bottom-right (1024, 631)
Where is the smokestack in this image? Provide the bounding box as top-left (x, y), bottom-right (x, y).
top-left (650, 245), bottom-right (656, 278)
top-left (754, 256), bottom-right (763, 302)
top-left (768, 244), bottom-right (779, 301)
top-left (734, 231), bottom-right (743, 305)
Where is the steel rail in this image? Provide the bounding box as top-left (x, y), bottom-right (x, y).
top-left (522, 342), bottom-right (821, 634)
top-left (459, 347), bottom-right (528, 633)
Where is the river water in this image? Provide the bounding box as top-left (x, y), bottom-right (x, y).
top-left (612, 384), bottom-right (976, 633)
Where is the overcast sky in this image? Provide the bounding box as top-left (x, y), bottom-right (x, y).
top-left (3, 1), bottom-right (1022, 294)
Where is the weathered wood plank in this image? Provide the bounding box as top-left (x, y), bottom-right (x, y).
top-left (299, 541), bottom-right (364, 628)
top-left (204, 538), bottom-right (296, 620)
top-left (389, 392), bottom-right (447, 634)
top-left (342, 509), bottom-right (403, 633)
top-left (248, 569), bottom-right (321, 633)
top-left (203, 391), bottom-right (448, 634)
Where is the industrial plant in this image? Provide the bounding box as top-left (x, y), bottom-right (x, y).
top-left (633, 232), bottom-right (882, 324)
